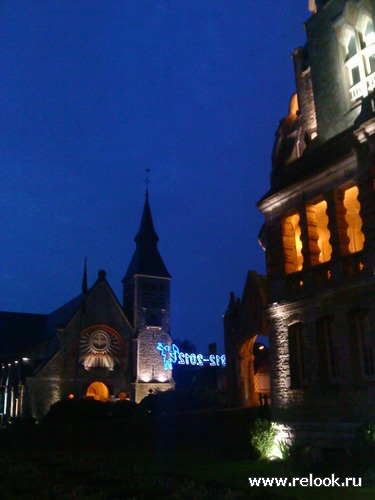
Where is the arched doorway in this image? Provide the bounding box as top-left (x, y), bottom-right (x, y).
top-left (240, 337), bottom-right (257, 407)
top-left (86, 381), bottom-right (110, 402)
top-left (239, 335), bottom-right (270, 407)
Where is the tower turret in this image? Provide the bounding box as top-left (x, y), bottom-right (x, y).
top-left (123, 190), bottom-right (174, 402)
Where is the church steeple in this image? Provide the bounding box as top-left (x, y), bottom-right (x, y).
top-left (135, 190), bottom-right (159, 243)
top-left (123, 190), bottom-right (171, 282)
top-left (122, 189), bottom-right (175, 403)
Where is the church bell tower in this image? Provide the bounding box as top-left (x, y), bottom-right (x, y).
top-left (122, 190), bottom-right (175, 402)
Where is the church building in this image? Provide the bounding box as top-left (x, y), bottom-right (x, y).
top-left (0, 191), bottom-right (175, 421)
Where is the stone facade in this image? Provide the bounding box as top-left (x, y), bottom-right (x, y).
top-left (223, 271), bottom-right (270, 408)
top-left (258, 0), bottom-right (375, 429)
top-left (1, 192), bottom-right (174, 420)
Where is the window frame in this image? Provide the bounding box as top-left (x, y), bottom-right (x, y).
top-left (348, 309), bottom-right (375, 384)
top-left (288, 322), bottom-right (307, 389)
top-left (336, 9), bottom-right (375, 103)
top-left (316, 316), bottom-right (339, 387)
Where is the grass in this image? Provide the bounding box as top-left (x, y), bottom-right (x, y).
top-left (1, 448), bottom-right (373, 499)
top-left (0, 407), bottom-right (374, 498)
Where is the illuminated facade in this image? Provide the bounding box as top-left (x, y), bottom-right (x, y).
top-left (223, 272), bottom-right (270, 408)
top-left (258, 0), bottom-right (375, 429)
top-left (0, 191), bottom-right (174, 420)
top-left (123, 190), bottom-right (175, 403)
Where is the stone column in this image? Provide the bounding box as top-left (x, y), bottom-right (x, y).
top-left (357, 164), bottom-right (375, 275)
top-left (265, 219), bottom-right (287, 301)
top-left (298, 203), bottom-right (319, 291)
top-left (325, 189), bottom-right (350, 282)
top-left (325, 190), bottom-right (350, 258)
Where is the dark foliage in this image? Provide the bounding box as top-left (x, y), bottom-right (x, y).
top-left (43, 398), bottom-right (112, 424)
top-left (139, 387), bottom-right (228, 415)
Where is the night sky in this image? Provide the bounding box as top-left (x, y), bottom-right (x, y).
top-left (1, 1), bottom-right (309, 353)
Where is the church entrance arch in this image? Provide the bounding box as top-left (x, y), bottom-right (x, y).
top-left (86, 381), bottom-right (110, 402)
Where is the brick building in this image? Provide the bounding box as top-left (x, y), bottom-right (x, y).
top-left (257, 0), bottom-right (374, 440)
top-left (224, 0), bottom-right (374, 450)
top-left (223, 271), bottom-right (270, 408)
top-left (0, 191), bottom-right (174, 421)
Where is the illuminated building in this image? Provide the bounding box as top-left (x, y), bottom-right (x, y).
top-left (122, 190), bottom-right (175, 402)
top-left (0, 191), bottom-right (174, 420)
top-left (258, 0), bottom-right (374, 442)
top-left (223, 271), bottom-right (270, 407)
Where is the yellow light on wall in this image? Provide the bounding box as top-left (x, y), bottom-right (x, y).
top-left (344, 186), bottom-right (365, 253)
top-left (314, 200), bottom-right (332, 263)
top-left (282, 212), bottom-right (303, 274)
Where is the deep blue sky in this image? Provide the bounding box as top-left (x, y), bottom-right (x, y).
top-left (1, 1), bottom-right (309, 352)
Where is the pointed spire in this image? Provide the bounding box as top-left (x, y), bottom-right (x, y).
top-left (123, 191), bottom-right (171, 281)
top-left (134, 189), bottom-right (159, 244)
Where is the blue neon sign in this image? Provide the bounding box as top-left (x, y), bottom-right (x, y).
top-left (157, 342), bottom-right (226, 371)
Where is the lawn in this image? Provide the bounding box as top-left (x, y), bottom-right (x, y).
top-left (0, 407), bottom-right (373, 498)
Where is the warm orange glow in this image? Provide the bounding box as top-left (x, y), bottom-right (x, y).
top-left (289, 93), bottom-right (299, 118)
top-left (239, 338), bottom-right (257, 407)
top-left (68, 394), bottom-right (74, 399)
top-left (86, 381), bottom-right (110, 402)
top-left (344, 186), bottom-right (364, 253)
top-left (282, 212), bottom-right (303, 274)
top-left (314, 200), bottom-right (332, 263)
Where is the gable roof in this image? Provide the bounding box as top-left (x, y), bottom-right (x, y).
top-left (47, 292), bottom-right (85, 331)
top-left (0, 292), bottom-right (85, 362)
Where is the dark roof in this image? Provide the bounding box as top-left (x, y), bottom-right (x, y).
top-left (0, 311), bottom-right (49, 360)
top-left (123, 191), bottom-right (171, 281)
top-left (47, 292), bottom-right (85, 332)
top-left (0, 292), bottom-right (85, 362)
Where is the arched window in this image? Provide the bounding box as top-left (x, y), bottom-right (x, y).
top-left (282, 212), bottom-right (303, 274)
top-left (310, 199), bottom-right (332, 264)
top-left (86, 381), bottom-right (110, 402)
top-left (336, 10), bottom-right (375, 102)
top-left (343, 186), bottom-right (364, 253)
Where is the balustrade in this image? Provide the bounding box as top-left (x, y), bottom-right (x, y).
top-left (284, 251), bottom-right (364, 300)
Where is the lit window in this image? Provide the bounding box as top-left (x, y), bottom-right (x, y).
top-left (313, 200), bottom-right (332, 263)
top-left (298, 200), bottom-right (332, 267)
top-left (86, 381), bottom-right (110, 402)
top-left (339, 14), bottom-right (375, 102)
top-left (343, 186), bottom-right (364, 253)
top-left (282, 213), bottom-right (303, 274)
top-left (288, 322), bottom-right (307, 389)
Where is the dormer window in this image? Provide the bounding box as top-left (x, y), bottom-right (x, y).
top-left (336, 8), bottom-right (375, 103)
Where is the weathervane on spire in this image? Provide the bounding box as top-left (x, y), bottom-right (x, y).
top-left (144, 168), bottom-right (151, 191)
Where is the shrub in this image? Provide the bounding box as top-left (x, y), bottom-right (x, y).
top-left (274, 439), bottom-right (291, 460)
top-left (43, 398), bottom-right (111, 424)
top-left (249, 418), bottom-right (275, 459)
